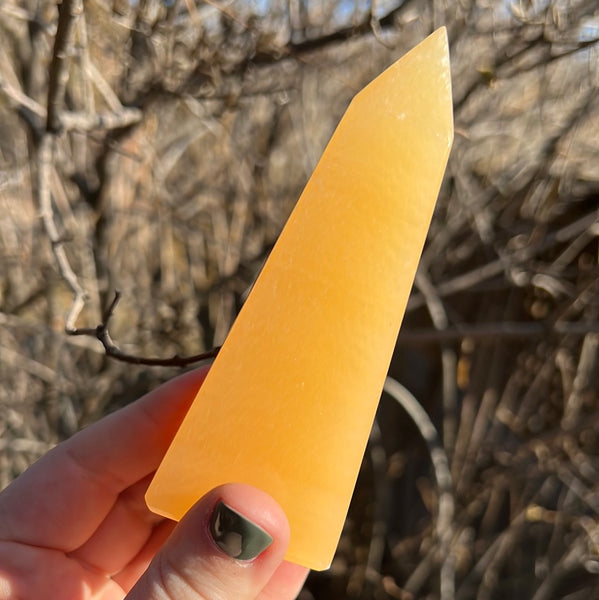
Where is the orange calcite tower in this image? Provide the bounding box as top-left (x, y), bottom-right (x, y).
top-left (146, 27), bottom-right (453, 571)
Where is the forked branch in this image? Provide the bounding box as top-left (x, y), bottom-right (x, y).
top-left (70, 291), bottom-right (220, 367)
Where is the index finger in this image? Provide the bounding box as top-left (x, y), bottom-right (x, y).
top-left (0, 366), bottom-right (209, 550)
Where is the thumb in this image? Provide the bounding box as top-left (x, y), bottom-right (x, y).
top-left (127, 483), bottom-right (291, 600)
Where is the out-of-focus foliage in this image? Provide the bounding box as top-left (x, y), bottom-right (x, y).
top-left (1, 1), bottom-right (598, 598)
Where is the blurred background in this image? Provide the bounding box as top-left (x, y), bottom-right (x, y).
top-left (1, 1), bottom-right (598, 598)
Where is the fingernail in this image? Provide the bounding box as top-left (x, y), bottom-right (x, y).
top-left (209, 501), bottom-right (273, 560)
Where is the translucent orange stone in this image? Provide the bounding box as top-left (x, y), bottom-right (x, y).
top-left (146, 27), bottom-right (453, 571)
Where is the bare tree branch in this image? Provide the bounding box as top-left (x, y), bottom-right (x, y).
top-left (398, 318), bottom-right (599, 344)
top-left (70, 291), bottom-right (220, 367)
top-left (36, 134), bottom-right (88, 332)
top-left (0, 75), bottom-right (46, 120)
top-left (46, 0), bottom-right (83, 133)
top-left (32, 1), bottom-right (142, 337)
top-left (60, 108), bottom-right (142, 132)
top-left (415, 270), bottom-right (458, 456)
top-left (384, 377), bottom-right (455, 600)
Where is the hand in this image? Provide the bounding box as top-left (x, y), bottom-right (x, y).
top-left (0, 367), bottom-right (308, 599)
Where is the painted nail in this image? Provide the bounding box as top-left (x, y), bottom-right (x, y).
top-left (209, 501), bottom-right (273, 560)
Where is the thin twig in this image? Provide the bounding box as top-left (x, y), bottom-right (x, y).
top-left (455, 510), bottom-right (528, 600)
top-left (369, 12), bottom-right (396, 50)
top-left (384, 377), bottom-right (455, 600)
top-left (70, 291), bottom-right (220, 367)
top-left (46, 0), bottom-right (83, 133)
top-left (365, 419), bottom-right (389, 582)
top-left (415, 270), bottom-right (458, 457)
top-left (36, 134), bottom-right (88, 332)
top-left (0, 75), bottom-right (46, 120)
top-left (60, 108), bottom-right (143, 132)
top-left (82, 59), bottom-right (125, 112)
top-left (34, 0), bottom-right (88, 333)
top-left (0, 5), bottom-right (32, 22)
top-left (561, 332), bottom-right (599, 430)
top-left (530, 534), bottom-right (589, 600)
top-left (408, 209), bottom-right (599, 311)
top-left (398, 320), bottom-right (599, 344)
top-left (202, 0), bottom-right (248, 29)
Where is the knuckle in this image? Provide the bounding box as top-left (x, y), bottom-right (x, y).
top-left (153, 550), bottom-right (224, 600)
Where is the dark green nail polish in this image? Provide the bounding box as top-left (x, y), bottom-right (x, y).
top-left (209, 501), bottom-right (273, 560)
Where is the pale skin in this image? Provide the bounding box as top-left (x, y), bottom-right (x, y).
top-left (0, 367), bottom-right (309, 599)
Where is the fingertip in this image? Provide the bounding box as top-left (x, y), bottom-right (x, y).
top-left (204, 483), bottom-right (291, 563)
top-left (127, 483), bottom-right (292, 600)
